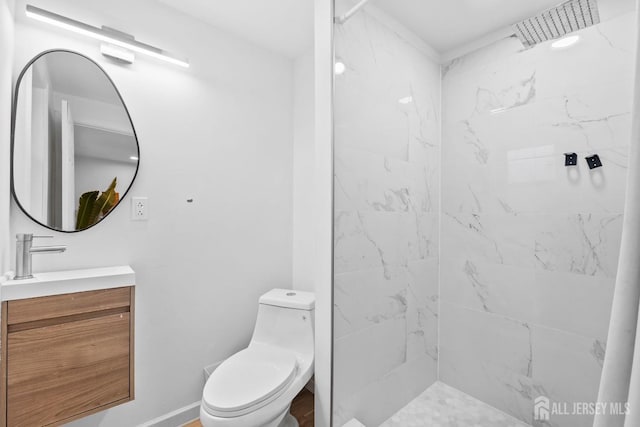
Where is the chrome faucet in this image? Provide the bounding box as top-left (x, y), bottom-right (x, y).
top-left (14, 234), bottom-right (67, 280)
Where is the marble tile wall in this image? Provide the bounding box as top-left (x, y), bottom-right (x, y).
top-left (381, 381), bottom-right (530, 427)
top-left (332, 8), bottom-right (441, 427)
top-left (440, 11), bottom-right (636, 427)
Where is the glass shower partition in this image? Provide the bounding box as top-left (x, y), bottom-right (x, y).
top-left (331, 0), bottom-right (636, 426)
top-left (331, 1), bottom-right (442, 425)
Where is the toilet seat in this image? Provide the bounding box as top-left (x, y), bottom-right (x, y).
top-left (202, 345), bottom-right (298, 418)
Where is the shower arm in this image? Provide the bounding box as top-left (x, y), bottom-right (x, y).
top-left (334, 0), bottom-right (373, 24)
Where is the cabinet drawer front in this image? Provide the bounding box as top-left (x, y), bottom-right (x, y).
top-left (7, 312), bottom-right (130, 427)
top-left (7, 287), bottom-right (131, 325)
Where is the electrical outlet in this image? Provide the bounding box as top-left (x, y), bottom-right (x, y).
top-left (131, 197), bottom-right (148, 220)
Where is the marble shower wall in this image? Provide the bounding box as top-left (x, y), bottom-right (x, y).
top-left (332, 8), bottom-right (441, 427)
top-left (440, 11), bottom-right (636, 427)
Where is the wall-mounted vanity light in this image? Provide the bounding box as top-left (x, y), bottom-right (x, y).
top-left (25, 5), bottom-right (189, 68)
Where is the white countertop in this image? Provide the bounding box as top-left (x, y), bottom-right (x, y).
top-left (1, 266), bottom-right (135, 301)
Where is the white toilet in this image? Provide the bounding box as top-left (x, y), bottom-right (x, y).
top-left (200, 289), bottom-right (315, 427)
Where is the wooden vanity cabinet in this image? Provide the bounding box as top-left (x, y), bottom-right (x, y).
top-left (0, 286), bottom-right (135, 427)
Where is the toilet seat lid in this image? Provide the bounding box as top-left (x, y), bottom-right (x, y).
top-left (203, 345), bottom-right (298, 415)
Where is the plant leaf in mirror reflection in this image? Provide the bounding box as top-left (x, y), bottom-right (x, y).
top-left (75, 177), bottom-right (119, 230)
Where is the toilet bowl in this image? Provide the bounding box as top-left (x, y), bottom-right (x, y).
top-left (200, 289), bottom-right (315, 427)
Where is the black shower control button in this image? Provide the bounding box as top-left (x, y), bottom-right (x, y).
top-left (586, 154), bottom-right (603, 169)
top-left (564, 153), bottom-right (578, 166)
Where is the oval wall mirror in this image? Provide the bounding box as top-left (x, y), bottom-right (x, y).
top-left (12, 50), bottom-right (139, 232)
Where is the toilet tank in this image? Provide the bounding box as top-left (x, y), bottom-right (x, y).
top-left (250, 289), bottom-right (315, 357)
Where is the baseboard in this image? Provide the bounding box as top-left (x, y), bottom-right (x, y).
top-left (137, 401), bottom-right (201, 427)
top-left (137, 359), bottom-right (224, 427)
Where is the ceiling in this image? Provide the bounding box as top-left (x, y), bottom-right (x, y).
top-left (156, 0), bottom-right (314, 58)
top-left (75, 125), bottom-right (138, 163)
top-left (373, 0), bottom-right (635, 55)
top-left (155, 0), bottom-right (633, 60)
top-left (35, 52), bottom-right (123, 106)
top-left (372, 0), bottom-right (568, 53)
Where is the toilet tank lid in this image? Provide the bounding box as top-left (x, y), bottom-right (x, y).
top-left (259, 289), bottom-right (315, 310)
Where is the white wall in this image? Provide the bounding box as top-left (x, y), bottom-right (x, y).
top-left (0, 0), bottom-right (14, 277)
top-left (10, 0), bottom-right (294, 424)
top-left (292, 51), bottom-right (315, 292)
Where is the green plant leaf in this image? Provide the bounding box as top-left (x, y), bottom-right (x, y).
top-left (76, 190), bottom-right (99, 230)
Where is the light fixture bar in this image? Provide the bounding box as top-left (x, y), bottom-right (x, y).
top-left (25, 5), bottom-right (189, 68)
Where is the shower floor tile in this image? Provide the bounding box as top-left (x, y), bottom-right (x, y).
top-left (380, 382), bottom-right (530, 427)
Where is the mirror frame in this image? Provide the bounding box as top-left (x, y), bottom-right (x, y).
top-left (10, 49), bottom-right (140, 233)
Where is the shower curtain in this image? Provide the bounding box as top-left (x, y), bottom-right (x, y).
top-left (594, 2), bottom-right (640, 426)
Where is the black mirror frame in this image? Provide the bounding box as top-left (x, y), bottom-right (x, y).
top-left (10, 49), bottom-right (140, 233)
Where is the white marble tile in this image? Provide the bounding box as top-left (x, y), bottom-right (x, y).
top-left (334, 266), bottom-right (408, 340)
top-left (334, 318), bottom-right (408, 398)
top-left (533, 14), bottom-right (637, 100)
top-left (334, 261), bottom-right (439, 361)
top-left (380, 381), bottom-right (531, 427)
top-left (442, 99), bottom-right (631, 216)
top-left (532, 270), bottom-right (614, 342)
top-left (529, 325), bottom-right (605, 427)
top-left (438, 14), bottom-right (633, 425)
top-left (335, 211), bottom-right (439, 273)
top-left (443, 13), bottom-right (635, 94)
top-left (334, 211), bottom-right (408, 275)
top-left (440, 257), bottom-right (536, 321)
top-left (439, 303), bottom-right (533, 380)
top-left (441, 11), bottom-right (634, 232)
top-left (406, 212), bottom-right (439, 261)
top-left (440, 255), bottom-right (615, 341)
top-left (406, 259), bottom-right (439, 363)
top-left (534, 213), bottom-right (623, 278)
top-left (333, 5), bottom-right (442, 425)
top-left (335, 10), bottom-right (441, 164)
top-left (443, 146), bottom-right (630, 217)
top-left (439, 300), bottom-right (611, 426)
top-left (334, 355), bottom-right (437, 427)
top-left (439, 303), bottom-right (538, 424)
top-left (407, 159), bottom-right (440, 213)
top-left (335, 146), bottom-right (412, 213)
top-left (442, 37), bottom-right (529, 81)
top-left (462, 94), bottom-right (632, 155)
top-left (334, 146), bottom-right (439, 214)
top-left (441, 213), bottom-right (535, 267)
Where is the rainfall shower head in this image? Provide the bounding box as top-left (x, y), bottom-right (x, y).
top-left (513, 0), bottom-right (600, 48)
